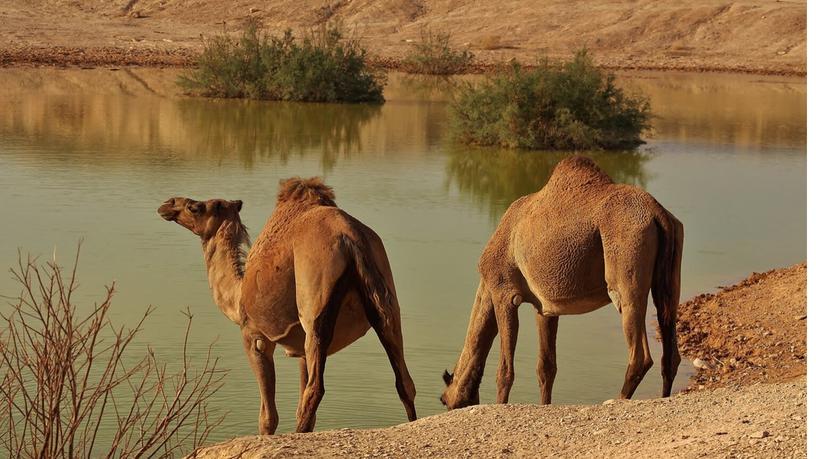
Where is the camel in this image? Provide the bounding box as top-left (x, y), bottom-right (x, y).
top-left (157, 177), bottom-right (416, 434)
top-left (440, 156), bottom-right (683, 409)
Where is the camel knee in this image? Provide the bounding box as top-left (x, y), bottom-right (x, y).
top-left (397, 377), bottom-right (416, 401)
top-left (496, 359), bottom-right (515, 392)
top-left (537, 357), bottom-right (557, 384)
top-left (643, 355), bottom-right (654, 375)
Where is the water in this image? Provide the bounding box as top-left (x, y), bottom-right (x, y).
top-left (0, 69), bottom-right (805, 442)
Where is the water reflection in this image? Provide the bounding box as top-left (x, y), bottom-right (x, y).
top-left (621, 73), bottom-right (806, 148)
top-left (0, 68), bottom-right (805, 439)
top-left (175, 99), bottom-right (380, 169)
top-left (445, 147), bottom-right (650, 219)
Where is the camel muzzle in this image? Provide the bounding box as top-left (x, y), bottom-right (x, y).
top-left (157, 205), bottom-right (178, 221)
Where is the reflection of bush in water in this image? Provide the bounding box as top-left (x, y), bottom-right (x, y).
top-left (446, 147), bottom-right (650, 220)
top-left (176, 98), bottom-right (380, 170)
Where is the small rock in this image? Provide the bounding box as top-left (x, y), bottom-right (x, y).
top-left (249, 7), bottom-right (259, 13)
top-left (693, 358), bottom-right (712, 370)
top-left (602, 399), bottom-right (616, 405)
top-left (750, 430), bottom-right (769, 439)
top-left (501, 447), bottom-right (512, 454)
top-left (796, 314), bottom-right (806, 320)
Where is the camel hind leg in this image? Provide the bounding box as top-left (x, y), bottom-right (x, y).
top-left (343, 234), bottom-right (416, 421)
top-left (360, 296), bottom-right (417, 422)
top-left (294, 262), bottom-right (354, 433)
top-left (602, 222), bottom-right (658, 399)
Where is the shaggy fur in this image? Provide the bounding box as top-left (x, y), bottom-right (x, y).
top-left (277, 177), bottom-right (337, 207)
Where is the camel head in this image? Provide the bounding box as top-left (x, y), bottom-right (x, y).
top-left (158, 197), bottom-right (243, 240)
top-left (440, 368), bottom-right (479, 410)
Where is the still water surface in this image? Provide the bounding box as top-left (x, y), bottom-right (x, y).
top-left (0, 69), bottom-right (805, 441)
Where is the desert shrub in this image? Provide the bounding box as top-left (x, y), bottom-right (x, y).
top-left (178, 20), bottom-right (385, 103)
top-left (0, 249), bottom-right (226, 458)
top-left (404, 29), bottom-right (473, 75)
top-left (449, 50), bottom-right (651, 150)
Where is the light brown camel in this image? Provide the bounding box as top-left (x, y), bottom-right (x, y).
top-left (158, 178), bottom-right (416, 434)
top-left (440, 156), bottom-right (683, 409)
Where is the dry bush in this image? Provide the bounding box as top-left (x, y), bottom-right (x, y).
top-left (0, 248), bottom-right (227, 458)
top-left (404, 29), bottom-right (474, 75)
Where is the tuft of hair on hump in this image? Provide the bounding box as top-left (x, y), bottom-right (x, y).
top-left (277, 177), bottom-right (337, 207)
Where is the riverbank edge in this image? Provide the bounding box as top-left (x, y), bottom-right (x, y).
top-left (189, 378), bottom-right (805, 458)
top-left (188, 263), bottom-right (807, 457)
top-left (0, 47), bottom-right (806, 77)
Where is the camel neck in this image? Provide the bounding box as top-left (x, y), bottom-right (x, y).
top-left (201, 221), bottom-right (248, 325)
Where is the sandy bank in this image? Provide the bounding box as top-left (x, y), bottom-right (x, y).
top-left (191, 378), bottom-right (805, 458)
top-left (1, 1), bottom-right (806, 75)
top-left (190, 264), bottom-right (807, 458)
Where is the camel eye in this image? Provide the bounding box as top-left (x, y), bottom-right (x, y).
top-left (188, 202), bottom-right (204, 214)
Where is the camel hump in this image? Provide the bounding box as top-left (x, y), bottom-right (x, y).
top-left (547, 155), bottom-right (614, 190)
top-left (277, 176), bottom-right (337, 207)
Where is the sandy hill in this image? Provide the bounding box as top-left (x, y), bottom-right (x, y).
top-left (1, 0), bottom-right (806, 74)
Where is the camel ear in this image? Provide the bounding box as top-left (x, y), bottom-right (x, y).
top-left (232, 200), bottom-right (243, 212)
top-left (443, 370), bottom-right (453, 386)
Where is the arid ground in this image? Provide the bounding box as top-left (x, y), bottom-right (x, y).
top-left (191, 264), bottom-right (807, 458)
top-left (1, 0), bottom-right (806, 74)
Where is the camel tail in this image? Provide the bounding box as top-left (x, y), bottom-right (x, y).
top-left (339, 234), bottom-right (395, 328)
top-left (652, 205), bottom-right (684, 397)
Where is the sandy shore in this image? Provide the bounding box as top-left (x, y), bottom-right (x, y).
top-left (1, 1), bottom-right (806, 75)
top-left (191, 379), bottom-right (805, 458)
top-left (189, 263), bottom-right (807, 458)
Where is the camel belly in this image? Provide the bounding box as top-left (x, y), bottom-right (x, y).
top-left (274, 291), bottom-right (371, 358)
top-left (537, 288), bottom-right (612, 316)
top-left (514, 223), bottom-right (609, 311)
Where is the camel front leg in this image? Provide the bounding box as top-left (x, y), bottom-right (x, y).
top-left (241, 329), bottom-right (278, 435)
top-left (536, 314), bottom-right (559, 405)
top-left (299, 357), bottom-right (308, 403)
top-left (495, 298), bottom-right (520, 404)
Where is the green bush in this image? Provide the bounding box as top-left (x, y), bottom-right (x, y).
top-left (178, 21), bottom-right (385, 103)
top-left (404, 29), bottom-right (473, 75)
top-left (449, 50), bottom-right (651, 150)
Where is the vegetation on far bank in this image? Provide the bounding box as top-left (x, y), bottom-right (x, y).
top-left (178, 21), bottom-right (385, 103)
top-left (449, 50), bottom-right (652, 150)
top-left (404, 29), bottom-right (474, 75)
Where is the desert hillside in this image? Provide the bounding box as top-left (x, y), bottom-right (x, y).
top-left (1, 1), bottom-right (806, 74)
